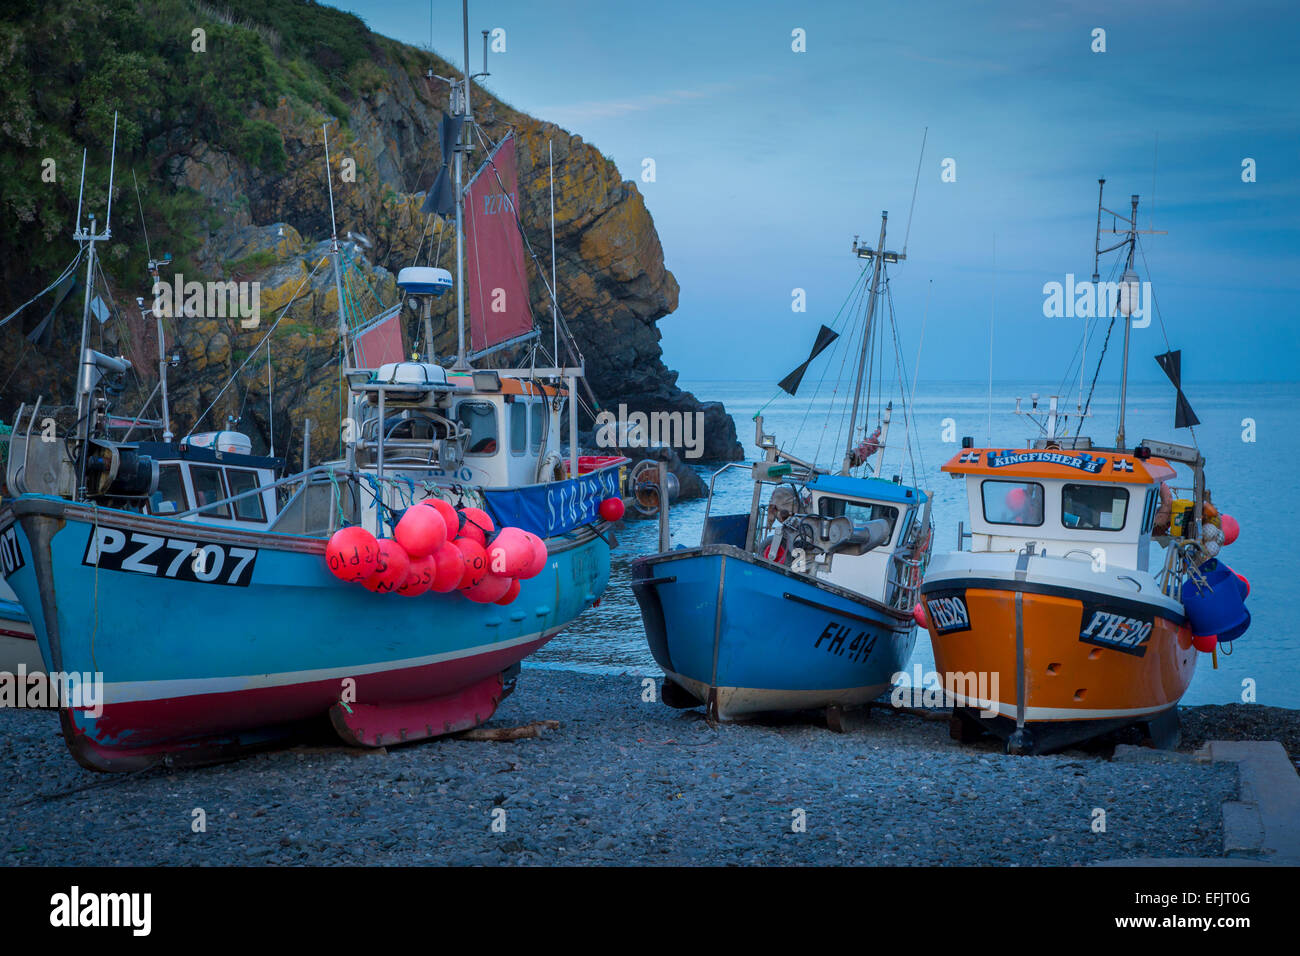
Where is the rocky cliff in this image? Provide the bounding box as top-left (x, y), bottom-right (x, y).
top-left (0, 1), bottom-right (742, 467)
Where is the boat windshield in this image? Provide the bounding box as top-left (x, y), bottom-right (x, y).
top-left (981, 479), bottom-right (1044, 526)
top-left (1062, 482), bottom-right (1129, 531)
top-left (457, 401), bottom-right (499, 456)
top-left (817, 496), bottom-right (898, 540)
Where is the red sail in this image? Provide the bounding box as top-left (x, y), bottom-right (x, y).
top-left (463, 133), bottom-right (534, 353)
top-left (353, 309), bottom-right (405, 368)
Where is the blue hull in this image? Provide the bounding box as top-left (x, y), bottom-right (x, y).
top-left (631, 544), bottom-right (915, 718)
top-left (1, 494), bottom-right (609, 769)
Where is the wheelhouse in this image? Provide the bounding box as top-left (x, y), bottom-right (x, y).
top-left (942, 446), bottom-right (1176, 572)
top-left (136, 440), bottom-right (282, 531)
top-left (803, 474), bottom-right (927, 605)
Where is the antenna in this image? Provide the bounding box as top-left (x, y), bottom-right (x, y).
top-left (902, 126), bottom-right (927, 258)
top-left (987, 234), bottom-right (995, 445)
top-left (323, 123), bottom-right (338, 239)
top-left (480, 29), bottom-right (490, 77)
top-left (549, 139), bottom-right (558, 364)
top-left (103, 112), bottom-right (119, 234)
top-left (323, 123), bottom-right (353, 367)
top-left (74, 149), bottom-right (87, 234)
top-left (1091, 178), bottom-right (1105, 282)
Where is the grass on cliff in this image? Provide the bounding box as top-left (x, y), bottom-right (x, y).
top-left (0, 0), bottom-right (378, 324)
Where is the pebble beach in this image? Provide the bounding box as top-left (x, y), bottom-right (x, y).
top-left (2, 667), bottom-right (1264, 866)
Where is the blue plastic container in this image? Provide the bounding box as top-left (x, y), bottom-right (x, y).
top-left (1180, 559), bottom-right (1250, 641)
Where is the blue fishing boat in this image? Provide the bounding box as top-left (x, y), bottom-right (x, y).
top-left (632, 211), bottom-right (934, 722)
top-left (0, 9), bottom-right (626, 771)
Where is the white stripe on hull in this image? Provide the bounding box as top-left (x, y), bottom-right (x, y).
top-left (949, 692), bottom-right (1175, 722)
top-left (667, 670), bottom-right (890, 719)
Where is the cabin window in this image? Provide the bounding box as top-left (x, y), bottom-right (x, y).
top-left (817, 496), bottom-right (899, 540)
top-left (457, 402), bottom-right (499, 456)
top-left (981, 479), bottom-right (1044, 527)
top-left (150, 464), bottom-right (188, 515)
top-left (510, 402), bottom-right (528, 455)
top-left (529, 401), bottom-right (545, 452)
top-left (225, 468), bottom-right (266, 522)
top-left (1062, 483), bottom-right (1129, 532)
top-left (190, 465), bottom-right (231, 518)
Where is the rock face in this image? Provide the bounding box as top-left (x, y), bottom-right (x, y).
top-left (0, 31), bottom-right (741, 466)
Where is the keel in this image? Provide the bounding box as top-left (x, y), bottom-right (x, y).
top-left (329, 671), bottom-right (506, 748)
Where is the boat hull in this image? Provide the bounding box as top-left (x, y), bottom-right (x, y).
top-left (632, 544), bottom-right (916, 719)
top-left (2, 495), bottom-right (610, 770)
top-left (921, 552), bottom-right (1195, 753)
top-left (0, 562), bottom-right (41, 675)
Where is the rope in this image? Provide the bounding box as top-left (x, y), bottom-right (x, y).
top-left (0, 250), bottom-right (83, 331)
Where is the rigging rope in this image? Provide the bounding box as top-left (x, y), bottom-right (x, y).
top-left (0, 250), bottom-right (84, 331)
top-left (183, 255), bottom-right (328, 441)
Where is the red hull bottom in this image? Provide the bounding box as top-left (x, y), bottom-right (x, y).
top-left (329, 670), bottom-right (506, 747)
top-left (64, 636), bottom-right (547, 772)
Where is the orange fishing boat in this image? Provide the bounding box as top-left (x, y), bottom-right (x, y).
top-left (918, 183), bottom-right (1251, 754)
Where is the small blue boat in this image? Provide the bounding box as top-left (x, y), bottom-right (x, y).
top-left (632, 210), bottom-right (934, 721)
top-left (633, 468), bottom-right (930, 720)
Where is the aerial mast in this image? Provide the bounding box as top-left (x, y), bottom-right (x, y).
top-left (841, 211), bottom-right (904, 475)
top-left (72, 112), bottom-right (119, 499)
top-left (1094, 180), bottom-right (1164, 448)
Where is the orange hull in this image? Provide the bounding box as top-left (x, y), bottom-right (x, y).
top-left (924, 584), bottom-right (1195, 741)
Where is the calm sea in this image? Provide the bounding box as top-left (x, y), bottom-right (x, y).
top-left (535, 379), bottom-right (1299, 711)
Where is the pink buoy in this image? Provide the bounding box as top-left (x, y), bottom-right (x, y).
top-left (1220, 513), bottom-right (1240, 546)
top-left (519, 532), bottom-right (548, 579)
top-left (457, 507), bottom-right (495, 547)
top-left (912, 602), bottom-right (927, 629)
top-left (394, 504), bottom-right (447, 558)
top-left (452, 537), bottom-right (488, 589)
top-left (462, 572), bottom-right (513, 604)
top-left (362, 539), bottom-right (411, 593)
top-left (396, 554), bottom-right (437, 597)
top-left (495, 578), bottom-right (521, 605)
top-left (1235, 572), bottom-right (1250, 599)
top-left (325, 526), bottom-right (380, 582)
top-left (598, 497), bottom-right (625, 522)
top-left (486, 527), bottom-right (533, 577)
top-left (422, 498), bottom-right (461, 537)
top-left (1192, 633), bottom-right (1218, 653)
top-left (1006, 487), bottom-right (1028, 511)
top-left (428, 541), bottom-right (466, 593)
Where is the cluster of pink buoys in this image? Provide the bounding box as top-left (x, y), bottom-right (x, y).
top-left (324, 499), bottom-right (547, 605)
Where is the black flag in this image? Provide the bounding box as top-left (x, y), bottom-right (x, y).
top-left (422, 113), bottom-right (464, 216)
top-left (778, 324), bottom-right (839, 396)
top-left (1155, 350), bottom-right (1200, 429)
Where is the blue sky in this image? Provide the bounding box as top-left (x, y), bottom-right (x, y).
top-left (332, 0), bottom-right (1299, 387)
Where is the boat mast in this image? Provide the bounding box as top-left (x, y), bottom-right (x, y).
top-left (841, 211), bottom-right (903, 475)
top-left (150, 256), bottom-right (174, 442)
top-left (1115, 193), bottom-right (1139, 449)
top-left (323, 124), bottom-right (355, 369)
top-left (72, 113), bottom-right (118, 500)
top-left (1093, 181), bottom-right (1160, 449)
top-left (450, 0), bottom-right (474, 371)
